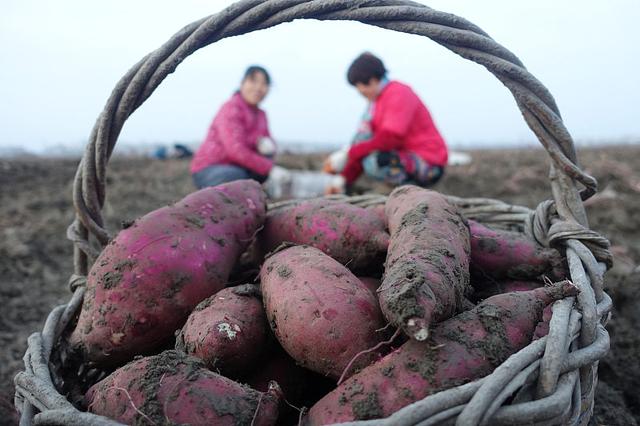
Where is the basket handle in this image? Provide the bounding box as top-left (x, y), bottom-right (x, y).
top-left (69, 0), bottom-right (597, 275)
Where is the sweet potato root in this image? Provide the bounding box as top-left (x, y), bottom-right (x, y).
top-left (259, 200), bottom-right (389, 271)
top-left (69, 180), bottom-right (266, 365)
top-left (471, 279), bottom-right (543, 302)
top-left (245, 345), bottom-right (336, 422)
top-left (366, 204), bottom-right (387, 229)
top-left (380, 186), bottom-right (471, 341)
top-left (260, 245), bottom-right (387, 380)
top-left (469, 220), bottom-right (567, 281)
top-left (306, 281), bottom-right (579, 424)
top-left (358, 277), bottom-right (381, 295)
top-left (175, 284), bottom-right (269, 377)
top-left (86, 350), bottom-right (281, 425)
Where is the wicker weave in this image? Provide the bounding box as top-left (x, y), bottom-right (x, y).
top-left (14, 1), bottom-right (611, 425)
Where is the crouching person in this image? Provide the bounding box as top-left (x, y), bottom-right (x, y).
top-left (325, 53), bottom-right (448, 193)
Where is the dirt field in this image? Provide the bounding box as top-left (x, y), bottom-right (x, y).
top-left (1, 145), bottom-right (639, 425)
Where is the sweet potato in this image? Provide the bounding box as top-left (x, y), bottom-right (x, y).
top-left (86, 350), bottom-right (281, 426)
top-left (471, 279), bottom-right (543, 302)
top-left (245, 346), bottom-right (314, 405)
top-left (306, 281), bottom-right (578, 424)
top-left (245, 345), bottom-right (336, 422)
top-left (69, 180), bottom-right (267, 365)
top-left (358, 277), bottom-right (381, 295)
top-left (469, 220), bottom-right (567, 281)
top-left (259, 200), bottom-right (389, 271)
top-left (469, 280), bottom-right (551, 338)
top-left (260, 245), bottom-right (386, 380)
top-left (534, 305), bottom-right (553, 340)
top-left (175, 284), bottom-right (269, 377)
top-left (366, 204), bottom-right (387, 229)
top-left (380, 186), bottom-right (471, 340)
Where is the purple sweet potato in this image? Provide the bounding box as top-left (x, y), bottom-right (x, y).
top-left (260, 245), bottom-right (387, 380)
top-left (246, 346), bottom-right (313, 405)
top-left (259, 200), bottom-right (389, 271)
top-left (366, 204), bottom-right (387, 229)
top-left (69, 180), bottom-right (266, 365)
top-left (469, 220), bottom-right (567, 281)
top-left (358, 277), bottom-right (381, 295)
top-left (470, 280), bottom-right (547, 333)
top-left (471, 279), bottom-right (543, 302)
top-left (175, 284), bottom-right (269, 377)
top-left (533, 304), bottom-right (553, 340)
top-left (380, 186), bottom-right (471, 341)
top-left (306, 281), bottom-right (578, 424)
top-left (86, 350), bottom-right (281, 426)
top-left (246, 346), bottom-right (337, 426)
top-left (245, 345), bottom-right (336, 412)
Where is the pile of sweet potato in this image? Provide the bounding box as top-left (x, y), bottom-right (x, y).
top-left (66, 181), bottom-right (574, 425)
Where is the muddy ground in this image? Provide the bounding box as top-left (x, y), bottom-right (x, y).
top-left (1, 145), bottom-right (638, 425)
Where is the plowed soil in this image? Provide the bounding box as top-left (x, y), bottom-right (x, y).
top-left (1, 145), bottom-right (638, 425)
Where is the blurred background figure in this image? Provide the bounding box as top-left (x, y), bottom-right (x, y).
top-left (324, 52), bottom-right (448, 194)
top-left (190, 65), bottom-right (277, 189)
top-left (152, 143), bottom-right (193, 160)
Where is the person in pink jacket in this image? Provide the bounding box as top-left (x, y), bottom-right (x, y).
top-left (191, 66), bottom-right (276, 189)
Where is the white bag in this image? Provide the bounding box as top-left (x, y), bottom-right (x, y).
top-left (327, 147), bottom-right (349, 173)
top-left (264, 166), bottom-right (344, 199)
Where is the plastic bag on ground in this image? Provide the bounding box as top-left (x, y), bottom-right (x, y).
top-left (264, 166), bottom-right (344, 199)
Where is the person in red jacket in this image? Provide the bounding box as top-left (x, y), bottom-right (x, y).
top-left (191, 66), bottom-right (276, 189)
top-left (325, 53), bottom-right (447, 192)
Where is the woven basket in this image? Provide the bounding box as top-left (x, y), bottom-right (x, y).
top-left (13, 1), bottom-right (612, 425)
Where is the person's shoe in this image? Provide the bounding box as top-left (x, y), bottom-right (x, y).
top-left (376, 151), bottom-right (400, 167)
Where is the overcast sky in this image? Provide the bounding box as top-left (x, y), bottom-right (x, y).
top-left (1, 0), bottom-right (638, 153)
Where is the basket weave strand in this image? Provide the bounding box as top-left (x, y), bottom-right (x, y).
top-left (14, 1), bottom-right (612, 425)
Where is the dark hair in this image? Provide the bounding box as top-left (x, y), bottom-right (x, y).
top-left (243, 65), bottom-right (271, 85)
top-left (347, 53), bottom-right (387, 86)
